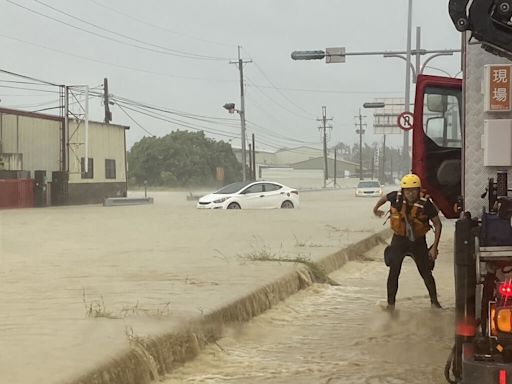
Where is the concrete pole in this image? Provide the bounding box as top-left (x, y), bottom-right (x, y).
top-left (238, 46), bottom-right (247, 181)
top-left (334, 148), bottom-right (337, 187)
top-left (359, 108), bottom-right (363, 180)
top-left (84, 86), bottom-right (89, 174)
top-left (382, 134), bottom-right (386, 183)
top-left (64, 85), bottom-right (69, 172)
top-left (322, 106), bottom-right (328, 187)
top-left (252, 133), bottom-right (256, 180)
top-left (415, 26), bottom-right (421, 77)
top-left (403, 0), bottom-right (413, 175)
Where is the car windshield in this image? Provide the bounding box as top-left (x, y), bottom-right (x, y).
top-left (357, 181), bottom-right (380, 188)
top-left (215, 181), bottom-right (252, 194)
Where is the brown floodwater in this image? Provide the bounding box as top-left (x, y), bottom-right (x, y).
top-left (163, 238), bottom-right (455, 384)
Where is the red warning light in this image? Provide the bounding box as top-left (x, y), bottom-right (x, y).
top-left (499, 283), bottom-right (512, 297)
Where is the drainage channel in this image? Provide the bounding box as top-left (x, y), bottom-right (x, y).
top-left (162, 242), bottom-right (455, 384)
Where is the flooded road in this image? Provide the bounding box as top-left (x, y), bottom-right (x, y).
top-left (164, 239), bottom-right (455, 384)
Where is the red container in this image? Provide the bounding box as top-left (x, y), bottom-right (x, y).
top-left (0, 179), bottom-right (35, 208)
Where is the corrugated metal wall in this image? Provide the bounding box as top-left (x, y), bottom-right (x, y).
top-left (67, 120), bottom-right (126, 183)
top-left (0, 108), bottom-right (128, 206)
top-left (0, 112), bottom-right (61, 178)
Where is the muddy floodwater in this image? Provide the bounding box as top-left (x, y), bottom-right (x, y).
top-left (164, 235), bottom-right (455, 384)
top-left (0, 188), bottom-right (394, 384)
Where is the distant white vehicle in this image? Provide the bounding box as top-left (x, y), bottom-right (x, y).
top-left (354, 180), bottom-right (383, 197)
top-left (197, 181), bottom-right (299, 209)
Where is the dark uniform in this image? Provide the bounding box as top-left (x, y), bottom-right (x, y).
top-left (385, 190), bottom-right (440, 307)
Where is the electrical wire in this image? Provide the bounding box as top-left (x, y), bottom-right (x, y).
top-left (245, 119), bottom-right (318, 146)
top-left (0, 66), bottom-right (326, 149)
top-left (113, 94), bottom-right (320, 148)
top-left (0, 84), bottom-right (60, 94)
top-left (248, 84), bottom-right (403, 95)
top-left (0, 67), bottom-right (60, 86)
top-left (0, 78), bottom-right (55, 86)
top-left (0, 33), bottom-right (236, 83)
top-left (111, 95), bottom-right (241, 126)
top-left (244, 90), bottom-right (318, 143)
top-left (113, 100), bottom-right (240, 140)
top-left (245, 76), bottom-right (316, 122)
top-left (87, 0), bottom-right (235, 49)
top-left (7, 0), bottom-right (230, 61)
top-left (242, 47), bottom-right (316, 118)
top-left (115, 102), bottom-right (156, 136)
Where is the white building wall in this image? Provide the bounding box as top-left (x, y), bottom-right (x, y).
top-left (0, 112), bottom-right (61, 177)
top-left (67, 120), bottom-right (126, 184)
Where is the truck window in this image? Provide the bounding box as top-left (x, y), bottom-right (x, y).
top-left (423, 87), bottom-right (461, 148)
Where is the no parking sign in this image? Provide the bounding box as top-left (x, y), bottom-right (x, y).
top-left (397, 111), bottom-right (414, 131)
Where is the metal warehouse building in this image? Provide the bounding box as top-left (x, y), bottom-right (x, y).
top-left (0, 107), bottom-right (128, 208)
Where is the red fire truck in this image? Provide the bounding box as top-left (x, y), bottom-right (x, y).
top-left (411, 1), bottom-right (512, 382)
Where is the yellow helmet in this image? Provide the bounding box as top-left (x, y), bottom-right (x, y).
top-left (400, 173), bottom-right (421, 189)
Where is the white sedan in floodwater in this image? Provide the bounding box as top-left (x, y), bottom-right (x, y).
top-left (354, 180), bottom-right (383, 197)
top-left (197, 181), bottom-right (300, 209)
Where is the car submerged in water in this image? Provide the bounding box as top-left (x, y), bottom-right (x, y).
top-left (354, 180), bottom-right (383, 197)
top-left (196, 181), bottom-right (299, 209)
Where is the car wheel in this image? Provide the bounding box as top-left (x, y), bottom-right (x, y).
top-left (281, 200), bottom-right (294, 209)
top-left (227, 202), bottom-right (241, 209)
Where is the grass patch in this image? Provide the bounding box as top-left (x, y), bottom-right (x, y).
top-left (293, 234), bottom-right (324, 248)
top-left (83, 289), bottom-right (171, 319)
top-left (120, 300), bottom-right (171, 318)
top-left (82, 289), bottom-right (119, 319)
top-left (240, 248), bottom-right (340, 286)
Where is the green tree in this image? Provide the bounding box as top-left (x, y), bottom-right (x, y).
top-left (127, 131), bottom-right (242, 187)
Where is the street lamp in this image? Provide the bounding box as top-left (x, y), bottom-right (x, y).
top-left (223, 102), bottom-right (247, 181)
top-left (364, 102), bottom-right (386, 183)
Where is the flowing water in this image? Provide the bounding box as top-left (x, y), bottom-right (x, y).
top-left (164, 241), bottom-right (455, 384)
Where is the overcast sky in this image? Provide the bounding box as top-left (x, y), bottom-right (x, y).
top-left (0, 0), bottom-right (461, 152)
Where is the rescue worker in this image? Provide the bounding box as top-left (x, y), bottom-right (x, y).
top-left (372, 173), bottom-right (442, 311)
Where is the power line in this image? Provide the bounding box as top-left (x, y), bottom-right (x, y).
top-left (113, 100), bottom-right (240, 139)
top-left (0, 84), bottom-right (60, 94)
top-left (115, 102), bottom-right (156, 137)
top-left (0, 78), bottom-right (55, 86)
top-left (31, 0), bottom-right (231, 61)
top-left (245, 76), bottom-right (315, 121)
top-left (0, 32), bottom-right (235, 83)
top-left (7, 0), bottom-right (230, 61)
top-left (87, 0), bottom-right (235, 49)
top-left (111, 95), bottom-right (241, 125)
top-left (242, 47), bottom-right (315, 118)
top-left (248, 84), bottom-right (403, 95)
top-left (0, 67), bottom-right (60, 86)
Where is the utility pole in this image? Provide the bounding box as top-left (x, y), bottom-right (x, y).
top-left (248, 143), bottom-right (253, 180)
top-left (355, 109), bottom-right (366, 180)
top-left (403, 0), bottom-right (413, 174)
top-left (103, 78), bottom-right (112, 124)
top-left (390, 148), bottom-right (393, 181)
top-left (252, 133), bottom-right (256, 180)
top-left (317, 106), bottom-right (333, 188)
top-left (230, 46), bottom-right (252, 181)
top-left (334, 148), bottom-right (337, 187)
top-left (383, 135), bottom-right (387, 183)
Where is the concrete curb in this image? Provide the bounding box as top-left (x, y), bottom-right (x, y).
top-left (69, 228), bottom-right (392, 384)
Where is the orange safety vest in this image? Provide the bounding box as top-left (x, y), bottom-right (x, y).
top-left (390, 191), bottom-right (432, 239)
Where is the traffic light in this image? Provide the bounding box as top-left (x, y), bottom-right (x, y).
top-left (291, 50), bottom-right (326, 60)
top-left (363, 102), bottom-right (385, 109)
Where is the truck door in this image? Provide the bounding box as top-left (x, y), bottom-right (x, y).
top-left (412, 74), bottom-right (463, 219)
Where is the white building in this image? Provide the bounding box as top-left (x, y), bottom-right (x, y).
top-left (0, 107), bottom-right (128, 206)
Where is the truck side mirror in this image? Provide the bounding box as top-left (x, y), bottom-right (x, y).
top-left (427, 94), bottom-right (446, 113)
